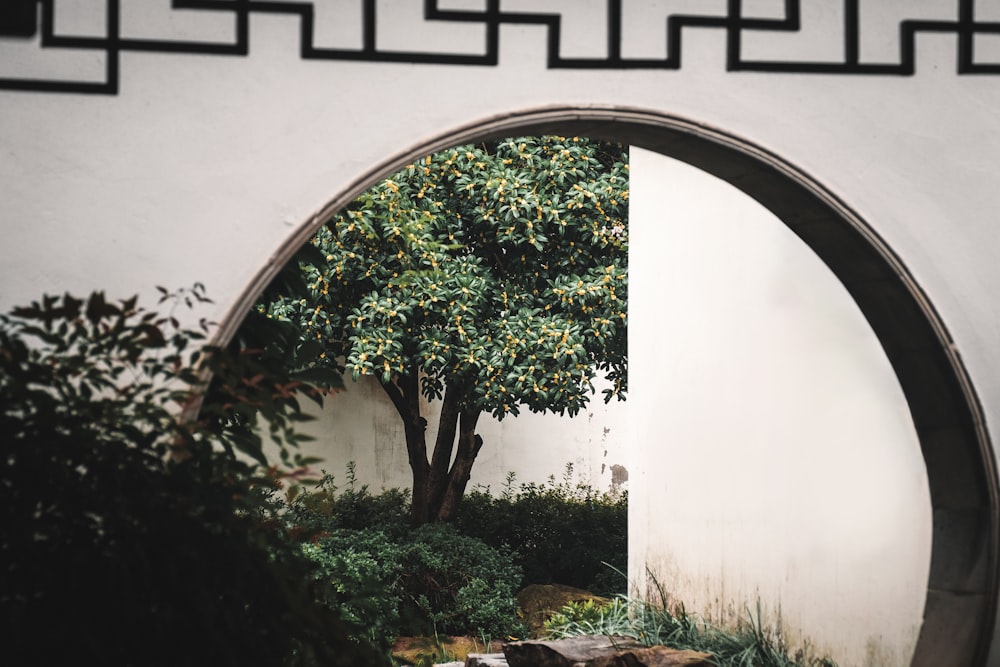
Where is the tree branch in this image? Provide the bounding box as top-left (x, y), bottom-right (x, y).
top-left (430, 384), bottom-right (461, 475)
top-left (379, 377), bottom-right (409, 423)
top-left (435, 408), bottom-right (483, 521)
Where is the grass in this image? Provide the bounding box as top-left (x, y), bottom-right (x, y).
top-left (542, 572), bottom-right (836, 667)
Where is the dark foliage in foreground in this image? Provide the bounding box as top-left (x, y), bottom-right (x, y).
top-left (0, 289), bottom-right (386, 667)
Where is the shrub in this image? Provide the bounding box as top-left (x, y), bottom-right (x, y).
top-left (303, 529), bottom-right (408, 652)
top-left (290, 480), bottom-right (527, 646)
top-left (0, 290), bottom-right (385, 667)
top-left (299, 524), bottom-right (526, 644)
top-left (402, 523), bottom-right (525, 639)
top-left (453, 466), bottom-right (628, 595)
top-left (287, 466), bottom-right (411, 539)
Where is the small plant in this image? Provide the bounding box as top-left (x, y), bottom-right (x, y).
top-left (410, 631), bottom-right (461, 667)
top-left (543, 598), bottom-right (633, 639)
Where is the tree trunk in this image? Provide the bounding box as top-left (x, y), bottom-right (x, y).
top-left (426, 384), bottom-right (462, 517)
top-left (434, 408), bottom-right (483, 522)
top-left (380, 374), bottom-right (485, 525)
top-left (378, 372), bottom-right (430, 526)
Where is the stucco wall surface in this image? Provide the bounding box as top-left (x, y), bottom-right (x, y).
top-left (2, 2), bottom-right (998, 665)
top-left (280, 374), bottom-right (628, 494)
top-left (629, 148), bottom-right (931, 666)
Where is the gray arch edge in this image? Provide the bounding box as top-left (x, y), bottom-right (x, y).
top-left (223, 106), bottom-right (999, 667)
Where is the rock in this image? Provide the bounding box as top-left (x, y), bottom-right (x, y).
top-left (503, 636), bottom-right (713, 667)
top-left (465, 654), bottom-right (509, 667)
top-left (504, 636), bottom-right (643, 666)
top-left (515, 584), bottom-right (610, 637)
top-left (589, 645), bottom-right (715, 667)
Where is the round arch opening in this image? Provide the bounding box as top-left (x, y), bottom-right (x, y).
top-left (222, 107), bottom-right (999, 667)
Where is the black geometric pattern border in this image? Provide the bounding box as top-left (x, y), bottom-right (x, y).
top-left (2, 0), bottom-right (1000, 95)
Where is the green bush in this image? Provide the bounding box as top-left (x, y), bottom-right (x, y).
top-left (302, 529), bottom-right (409, 652)
top-left (288, 460), bottom-right (628, 648)
top-left (287, 467), bottom-right (411, 539)
top-left (402, 523), bottom-right (525, 639)
top-left (453, 467), bottom-right (627, 595)
top-left (299, 525), bottom-right (526, 644)
top-left (289, 481), bottom-right (527, 647)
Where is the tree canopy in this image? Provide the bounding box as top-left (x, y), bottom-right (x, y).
top-left (262, 136), bottom-right (628, 523)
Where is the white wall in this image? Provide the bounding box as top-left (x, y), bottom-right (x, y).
top-left (286, 374), bottom-right (628, 494)
top-left (629, 148), bottom-right (931, 666)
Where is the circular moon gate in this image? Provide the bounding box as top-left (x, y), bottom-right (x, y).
top-left (226, 107), bottom-right (999, 667)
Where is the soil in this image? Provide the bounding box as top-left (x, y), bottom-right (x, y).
top-left (391, 635), bottom-right (503, 665)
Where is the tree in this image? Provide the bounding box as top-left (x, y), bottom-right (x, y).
top-left (262, 136), bottom-right (628, 525)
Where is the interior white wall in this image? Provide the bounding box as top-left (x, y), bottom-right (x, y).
top-left (284, 374), bottom-right (628, 494)
top-left (629, 147), bottom-right (932, 666)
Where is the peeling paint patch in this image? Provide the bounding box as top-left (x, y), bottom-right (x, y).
top-left (611, 463), bottom-right (628, 490)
